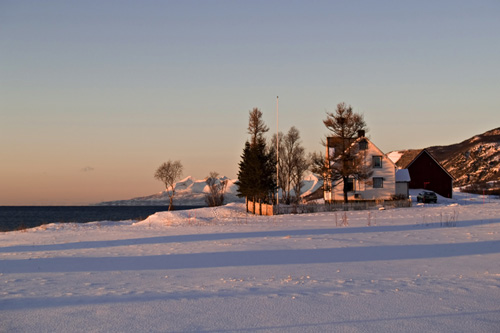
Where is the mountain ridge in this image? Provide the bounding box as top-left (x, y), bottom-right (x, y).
top-left (97, 174), bottom-right (322, 206)
top-left (390, 127), bottom-right (500, 186)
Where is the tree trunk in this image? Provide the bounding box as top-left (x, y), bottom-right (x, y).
top-left (343, 176), bottom-right (349, 204)
top-left (168, 196), bottom-right (174, 211)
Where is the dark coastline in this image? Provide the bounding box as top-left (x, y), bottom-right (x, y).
top-left (0, 205), bottom-right (205, 232)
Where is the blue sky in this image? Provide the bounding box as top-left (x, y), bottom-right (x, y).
top-left (1, 1), bottom-right (499, 204)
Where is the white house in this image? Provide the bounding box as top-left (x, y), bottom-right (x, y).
top-left (324, 135), bottom-right (397, 202)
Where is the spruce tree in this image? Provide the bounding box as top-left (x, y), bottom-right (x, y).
top-left (236, 141), bottom-right (253, 199)
top-left (236, 108), bottom-right (276, 206)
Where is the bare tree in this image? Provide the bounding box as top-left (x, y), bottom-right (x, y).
top-left (310, 151), bottom-right (328, 181)
top-left (248, 107), bottom-right (269, 147)
top-left (272, 127), bottom-right (309, 204)
top-left (286, 127), bottom-right (309, 203)
top-left (323, 103), bottom-right (368, 203)
top-left (291, 148), bottom-right (309, 203)
top-left (154, 160), bottom-right (183, 210)
top-left (205, 172), bottom-right (228, 207)
top-left (323, 102), bottom-right (366, 141)
top-left (270, 131), bottom-right (285, 201)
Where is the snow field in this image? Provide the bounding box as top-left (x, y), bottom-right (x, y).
top-left (1, 198), bottom-right (500, 332)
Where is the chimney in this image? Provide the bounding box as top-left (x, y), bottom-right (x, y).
top-left (357, 130), bottom-right (365, 138)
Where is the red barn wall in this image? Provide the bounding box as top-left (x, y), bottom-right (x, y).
top-left (408, 152), bottom-right (453, 198)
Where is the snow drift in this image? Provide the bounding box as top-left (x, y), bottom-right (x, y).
top-left (1, 191), bottom-right (500, 332)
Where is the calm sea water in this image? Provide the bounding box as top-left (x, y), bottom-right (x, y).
top-left (0, 206), bottom-right (204, 232)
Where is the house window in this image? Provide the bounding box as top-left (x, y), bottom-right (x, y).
top-left (373, 177), bottom-right (384, 188)
top-left (359, 139), bottom-right (368, 150)
top-left (373, 156), bottom-right (382, 168)
top-left (345, 178), bottom-right (354, 192)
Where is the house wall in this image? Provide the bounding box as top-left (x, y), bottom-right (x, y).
top-left (396, 182), bottom-right (409, 198)
top-left (356, 156), bottom-right (396, 200)
top-left (407, 151), bottom-right (453, 198)
top-left (326, 141), bottom-right (396, 201)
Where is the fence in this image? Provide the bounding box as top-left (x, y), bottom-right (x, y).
top-left (247, 199), bottom-right (275, 216)
top-left (246, 198), bottom-right (411, 216)
top-left (276, 199), bottom-right (412, 215)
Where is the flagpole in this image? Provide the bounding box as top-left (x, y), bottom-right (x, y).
top-left (276, 96), bottom-right (279, 214)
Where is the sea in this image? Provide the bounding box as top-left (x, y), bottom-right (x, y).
top-left (0, 205), bottom-right (204, 232)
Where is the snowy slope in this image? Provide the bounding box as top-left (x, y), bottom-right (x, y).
top-left (1, 192), bottom-right (500, 332)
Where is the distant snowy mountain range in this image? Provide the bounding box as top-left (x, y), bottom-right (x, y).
top-left (98, 174), bottom-right (323, 206)
top-left (100, 128), bottom-right (498, 206)
top-left (389, 127), bottom-right (500, 186)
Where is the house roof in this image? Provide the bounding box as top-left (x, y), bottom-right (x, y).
top-left (351, 136), bottom-right (397, 168)
top-left (394, 150), bottom-right (420, 168)
top-left (406, 149), bottom-right (455, 180)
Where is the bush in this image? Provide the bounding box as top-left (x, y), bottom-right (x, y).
top-left (205, 172), bottom-right (228, 207)
top-left (391, 194), bottom-right (407, 200)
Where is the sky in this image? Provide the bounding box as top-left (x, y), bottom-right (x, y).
top-left (1, 1), bottom-right (499, 205)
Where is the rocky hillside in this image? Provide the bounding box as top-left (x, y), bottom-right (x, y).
top-left (391, 127), bottom-right (500, 186)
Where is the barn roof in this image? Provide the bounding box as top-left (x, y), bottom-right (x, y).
top-left (406, 149), bottom-right (455, 180)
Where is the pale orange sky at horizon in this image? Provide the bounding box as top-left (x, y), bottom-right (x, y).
top-left (2, 1), bottom-right (499, 205)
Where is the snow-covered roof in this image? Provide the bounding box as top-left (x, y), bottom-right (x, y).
top-left (396, 169), bottom-right (411, 182)
top-left (387, 151), bottom-right (403, 164)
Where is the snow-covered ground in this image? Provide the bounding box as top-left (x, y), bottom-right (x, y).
top-left (1, 192), bottom-right (500, 332)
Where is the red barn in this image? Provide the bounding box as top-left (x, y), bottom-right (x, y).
top-left (404, 149), bottom-right (454, 198)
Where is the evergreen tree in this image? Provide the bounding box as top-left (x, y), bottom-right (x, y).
top-left (236, 139), bottom-right (276, 204)
top-left (236, 108), bottom-right (276, 208)
top-left (236, 141), bottom-right (253, 200)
